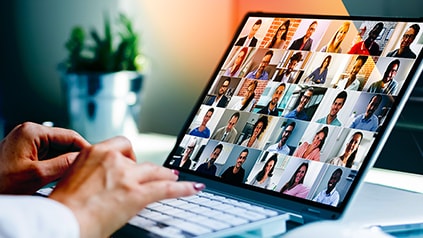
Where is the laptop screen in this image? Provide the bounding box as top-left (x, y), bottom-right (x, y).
top-left (165, 13), bottom-right (423, 212)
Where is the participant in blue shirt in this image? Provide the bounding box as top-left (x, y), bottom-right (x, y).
top-left (189, 107), bottom-right (214, 138)
top-left (316, 91), bottom-right (348, 127)
top-left (349, 94), bottom-right (382, 132)
top-left (284, 87), bottom-right (314, 121)
top-left (245, 50), bottom-right (274, 80)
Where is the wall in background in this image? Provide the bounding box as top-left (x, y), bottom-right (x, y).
top-left (1, 0), bottom-right (120, 132)
top-left (0, 0), bottom-right (347, 136)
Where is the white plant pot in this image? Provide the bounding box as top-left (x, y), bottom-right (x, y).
top-left (62, 71), bottom-right (143, 143)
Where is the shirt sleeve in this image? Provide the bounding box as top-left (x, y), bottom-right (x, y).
top-left (0, 195), bottom-right (79, 238)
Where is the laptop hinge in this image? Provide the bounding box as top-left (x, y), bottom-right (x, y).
top-left (300, 208), bottom-right (324, 224)
top-left (287, 212), bottom-right (304, 224)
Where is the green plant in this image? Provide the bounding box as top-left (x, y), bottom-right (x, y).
top-left (63, 13), bottom-right (142, 73)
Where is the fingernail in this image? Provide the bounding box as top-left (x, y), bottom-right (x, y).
top-left (172, 169), bottom-right (180, 176)
top-left (193, 183), bottom-right (206, 191)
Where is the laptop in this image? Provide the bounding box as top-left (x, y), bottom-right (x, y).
top-left (115, 12), bottom-right (423, 237)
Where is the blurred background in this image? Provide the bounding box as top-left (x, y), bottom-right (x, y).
top-left (0, 0), bottom-right (421, 173)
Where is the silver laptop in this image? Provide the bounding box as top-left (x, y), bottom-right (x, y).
top-left (112, 12), bottom-right (423, 237)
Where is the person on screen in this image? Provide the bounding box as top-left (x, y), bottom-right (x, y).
top-left (367, 59), bottom-right (400, 95)
top-left (334, 55), bottom-right (368, 91)
top-left (172, 138), bottom-right (197, 169)
top-left (231, 80), bottom-right (258, 112)
top-left (206, 77), bottom-right (231, 107)
top-left (235, 19), bottom-right (262, 47)
top-left (284, 87), bottom-right (314, 121)
top-left (221, 149), bottom-right (249, 184)
top-left (313, 168), bottom-right (343, 206)
top-left (249, 154), bottom-right (278, 189)
top-left (351, 25), bottom-right (367, 46)
top-left (195, 144), bottom-right (223, 176)
top-left (274, 52), bottom-right (302, 83)
top-left (211, 112), bottom-right (240, 143)
top-left (224, 47), bottom-right (248, 77)
top-left (293, 126), bottom-right (329, 161)
top-left (326, 132), bottom-right (363, 168)
top-left (245, 50), bottom-right (274, 80)
top-left (280, 162), bottom-right (310, 198)
top-left (348, 22), bottom-right (384, 56)
top-left (289, 21), bottom-right (318, 51)
top-left (321, 21), bottom-right (351, 53)
top-left (316, 91), bottom-right (348, 126)
top-left (303, 55), bottom-right (331, 85)
top-left (266, 20), bottom-right (291, 49)
top-left (189, 108), bottom-right (214, 138)
top-left (267, 121), bottom-right (296, 155)
top-left (257, 83), bottom-right (286, 116)
top-left (349, 95), bottom-right (382, 132)
top-left (387, 24), bottom-right (420, 59)
top-left (240, 116), bottom-right (268, 149)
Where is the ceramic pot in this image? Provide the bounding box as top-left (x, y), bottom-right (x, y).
top-left (62, 71), bottom-right (143, 143)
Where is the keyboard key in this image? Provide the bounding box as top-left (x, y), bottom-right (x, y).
top-left (213, 213), bottom-right (249, 226)
top-left (146, 225), bottom-right (185, 238)
top-left (163, 219), bottom-right (212, 236)
top-left (129, 191), bottom-right (281, 238)
top-left (193, 216), bottom-right (231, 230)
top-left (249, 205), bottom-right (279, 216)
top-left (128, 216), bottom-right (156, 229)
top-left (160, 199), bottom-right (189, 207)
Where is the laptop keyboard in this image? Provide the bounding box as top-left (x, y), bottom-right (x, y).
top-left (129, 191), bottom-right (281, 238)
top-left (36, 187), bottom-right (282, 237)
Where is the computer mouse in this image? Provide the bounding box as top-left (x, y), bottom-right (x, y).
top-left (283, 221), bottom-right (393, 238)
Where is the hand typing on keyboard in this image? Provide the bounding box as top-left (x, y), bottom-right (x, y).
top-left (0, 122), bottom-right (204, 238)
top-left (48, 135), bottom-right (205, 238)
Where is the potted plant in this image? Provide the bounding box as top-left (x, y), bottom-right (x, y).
top-left (61, 13), bottom-right (144, 143)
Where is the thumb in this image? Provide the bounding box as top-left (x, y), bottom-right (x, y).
top-left (39, 152), bottom-right (79, 182)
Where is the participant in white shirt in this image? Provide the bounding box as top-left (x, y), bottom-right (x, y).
top-left (334, 55), bottom-right (368, 91)
top-left (266, 121), bottom-right (296, 155)
top-left (313, 168), bottom-right (343, 206)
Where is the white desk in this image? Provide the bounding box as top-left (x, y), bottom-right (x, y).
top-left (130, 133), bottom-right (176, 165)
top-left (130, 133), bottom-right (423, 236)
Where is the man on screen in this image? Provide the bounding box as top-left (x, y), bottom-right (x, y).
top-left (313, 168), bottom-right (343, 206)
top-left (221, 149), bottom-right (249, 184)
top-left (316, 91), bottom-right (348, 126)
top-left (211, 112), bottom-right (240, 143)
top-left (257, 83), bottom-right (286, 116)
top-left (349, 95), bottom-right (382, 132)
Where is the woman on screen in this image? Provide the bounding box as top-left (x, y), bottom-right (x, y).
top-left (320, 21), bottom-right (350, 53)
top-left (266, 20), bottom-right (290, 49)
top-left (240, 116), bottom-right (268, 149)
top-left (280, 162), bottom-right (310, 198)
top-left (327, 131), bottom-right (363, 168)
top-left (224, 47), bottom-right (248, 77)
top-left (249, 154), bottom-right (278, 189)
top-left (231, 80), bottom-right (258, 111)
top-left (303, 55), bottom-right (331, 84)
top-left (293, 126), bottom-right (328, 161)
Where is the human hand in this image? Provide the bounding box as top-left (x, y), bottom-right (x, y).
top-left (49, 136), bottom-right (204, 238)
top-left (0, 122), bottom-right (90, 194)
